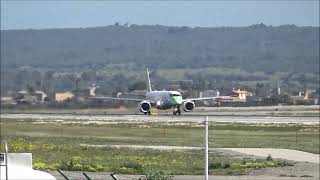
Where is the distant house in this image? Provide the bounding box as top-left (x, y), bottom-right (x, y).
top-left (199, 89), bottom-right (253, 106)
top-left (16, 90), bottom-right (47, 104)
top-left (229, 89), bottom-right (253, 102)
top-left (55, 91), bottom-right (75, 102)
top-left (201, 90), bottom-right (220, 98)
top-left (33, 91), bottom-right (48, 102)
top-left (199, 90), bottom-right (219, 106)
top-left (17, 90), bottom-right (28, 97)
top-left (16, 95), bottom-right (37, 104)
top-left (289, 90), bottom-right (318, 105)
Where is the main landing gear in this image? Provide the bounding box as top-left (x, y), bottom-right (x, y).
top-left (144, 111), bottom-right (151, 115)
top-left (173, 106), bottom-right (181, 115)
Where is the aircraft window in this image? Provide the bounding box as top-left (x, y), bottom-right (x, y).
top-left (171, 94), bottom-right (180, 97)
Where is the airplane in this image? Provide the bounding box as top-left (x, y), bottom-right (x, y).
top-left (89, 69), bottom-right (220, 115)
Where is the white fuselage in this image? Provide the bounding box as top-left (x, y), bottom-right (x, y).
top-left (145, 91), bottom-right (183, 109)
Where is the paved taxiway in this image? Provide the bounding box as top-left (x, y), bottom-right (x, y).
top-left (1, 113), bottom-right (319, 124)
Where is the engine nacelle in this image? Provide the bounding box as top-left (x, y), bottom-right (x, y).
top-left (139, 101), bottom-right (151, 113)
top-left (183, 100), bottom-right (195, 112)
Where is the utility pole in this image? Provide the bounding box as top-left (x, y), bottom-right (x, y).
top-left (205, 116), bottom-right (209, 180)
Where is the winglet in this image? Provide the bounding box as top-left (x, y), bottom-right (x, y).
top-left (147, 68), bottom-right (152, 92)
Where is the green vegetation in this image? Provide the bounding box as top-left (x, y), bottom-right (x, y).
top-left (1, 118), bottom-right (319, 153)
top-left (209, 158), bottom-right (293, 176)
top-left (2, 24), bottom-right (319, 97)
top-left (266, 154), bottom-right (273, 161)
top-left (0, 137), bottom-right (292, 176)
top-left (144, 169), bottom-right (173, 180)
top-left (2, 25), bottom-right (318, 74)
top-left (0, 137), bottom-right (216, 175)
top-left (0, 118), bottom-right (318, 175)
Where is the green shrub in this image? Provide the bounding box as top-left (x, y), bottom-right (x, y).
top-left (114, 160), bottom-right (144, 174)
top-left (209, 162), bottom-right (222, 169)
top-left (231, 161), bottom-right (277, 169)
top-left (276, 160), bottom-right (294, 167)
top-left (33, 162), bottom-right (60, 171)
top-left (60, 160), bottom-right (104, 172)
top-left (143, 168), bottom-right (173, 180)
top-left (266, 154), bottom-right (273, 161)
top-left (223, 163), bottom-right (231, 169)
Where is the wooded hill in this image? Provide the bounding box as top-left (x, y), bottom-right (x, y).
top-left (1, 23), bottom-right (319, 95)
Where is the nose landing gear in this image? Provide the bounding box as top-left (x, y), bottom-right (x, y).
top-left (173, 106), bottom-right (181, 115)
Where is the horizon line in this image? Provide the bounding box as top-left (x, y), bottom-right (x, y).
top-left (1, 23), bottom-right (319, 31)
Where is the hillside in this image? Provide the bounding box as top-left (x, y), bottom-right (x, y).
top-left (1, 24), bottom-right (319, 94)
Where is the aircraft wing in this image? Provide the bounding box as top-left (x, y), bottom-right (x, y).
top-left (88, 96), bottom-right (145, 102)
top-left (183, 97), bottom-right (219, 102)
top-left (183, 96), bottom-right (234, 102)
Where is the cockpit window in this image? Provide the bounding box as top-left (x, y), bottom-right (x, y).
top-left (170, 94), bottom-right (181, 97)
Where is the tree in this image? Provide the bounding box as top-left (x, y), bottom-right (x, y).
top-left (67, 74), bottom-right (81, 91)
top-left (14, 70), bottom-right (30, 89)
top-left (31, 70), bottom-right (42, 88)
top-left (27, 84), bottom-right (35, 94)
top-left (35, 80), bottom-right (42, 90)
top-left (128, 81), bottom-right (147, 91)
top-left (43, 71), bottom-right (55, 92)
top-left (255, 83), bottom-right (267, 98)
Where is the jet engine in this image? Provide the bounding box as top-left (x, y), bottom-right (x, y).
top-left (183, 100), bottom-right (195, 112)
top-left (139, 101), bottom-right (151, 113)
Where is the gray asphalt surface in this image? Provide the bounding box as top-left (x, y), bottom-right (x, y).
top-left (1, 113), bottom-right (319, 124)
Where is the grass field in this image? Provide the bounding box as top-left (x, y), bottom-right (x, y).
top-left (0, 118), bottom-right (318, 175)
top-left (1, 118), bottom-right (319, 153)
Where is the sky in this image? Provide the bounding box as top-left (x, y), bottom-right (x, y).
top-left (1, 1), bottom-right (319, 30)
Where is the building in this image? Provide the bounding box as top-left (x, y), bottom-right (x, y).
top-left (229, 88), bottom-right (253, 102)
top-left (199, 89), bottom-right (253, 106)
top-left (201, 90), bottom-right (220, 98)
top-left (33, 91), bottom-right (48, 102)
top-left (54, 91), bottom-right (75, 102)
top-left (288, 90), bottom-right (318, 105)
top-left (16, 95), bottom-right (38, 104)
top-left (16, 90), bottom-right (48, 104)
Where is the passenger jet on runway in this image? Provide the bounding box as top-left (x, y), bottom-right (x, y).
top-left (89, 69), bottom-right (219, 115)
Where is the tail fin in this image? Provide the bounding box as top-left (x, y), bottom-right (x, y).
top-left (147, 68), bottom-right (152, 92)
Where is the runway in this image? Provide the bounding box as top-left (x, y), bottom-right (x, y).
top-left (1, 113), bottom-right (319, 124)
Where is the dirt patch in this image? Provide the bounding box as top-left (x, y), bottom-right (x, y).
top-left (246, 162), bottom-right (319, 179)
top-left (221, 148), bottom-right (319, 164)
